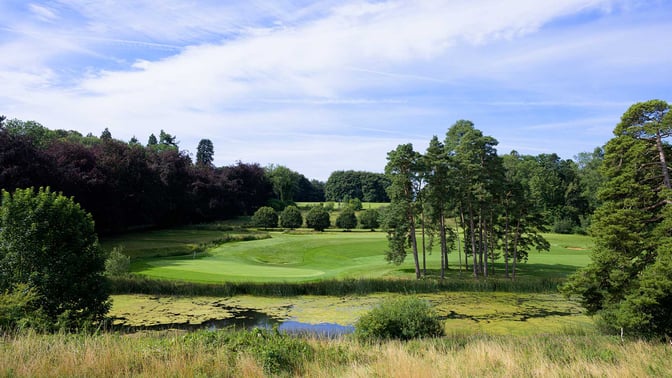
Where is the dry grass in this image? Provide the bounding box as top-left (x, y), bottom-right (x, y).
top-left (2, 331), bottom-right (671, 377)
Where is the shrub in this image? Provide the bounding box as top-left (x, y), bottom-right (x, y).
top-left (306, 205), bottom-right (331, 231)
top-left (252, 206), bottom-right (278, 229)
top-left (355, 296), bottom-right (444, 341)
top-left (105, 246), bottom-right (130, 277)
top-left (359, 208), bottom-right (380, 230)
top-left (349, 198), bottom-right (363, 211)
top-left (335, 208), bottom-right (357, 230)
top-left (279, 205), bottom-right (303, 229)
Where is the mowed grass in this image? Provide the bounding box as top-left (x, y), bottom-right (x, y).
top-left (128, 226), bottom-right (594, 283)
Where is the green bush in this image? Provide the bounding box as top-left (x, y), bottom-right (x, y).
top-left (359, 208), bottom-right (380, 230)
top-left (252, 206), bottom-right (278, 229)
top-left (306, 205), bottom-right (331, 231)
top-left (279, 205), bottom-right (303, 229)
top-left (335, 208), bottom-right (357, 230)
top-left (105, 246), bottom-right (130, 277)
top-left (355, 296), bottom-right (444, 341)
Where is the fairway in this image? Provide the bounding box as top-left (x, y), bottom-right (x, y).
top-left (132, 231), bottom-right (403, 282)
top-left (131, 230), bottom-right (593, 283)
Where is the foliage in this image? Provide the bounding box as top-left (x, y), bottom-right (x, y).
top-left (359, 208), bottom-right (380, 230)
top-left (0, 121), bottom-right (274, 234)
top-left (195, 138), bottom-right (214, 167)
top-left (349, 197), bottom-right (363, 210)
top-left (105, 246), bottom-right (130, 277)
top-left (252, 206), bottom-right (278, 229)
top-left (279, 205), bottom-right (303, 229)
top-left (0, 284), bottom-right (47, 330)
top-left (305, 205), bottom-right (331, 231)
top-left (265, 164), bottom-right (300, 203)
top-left (355, 296), bottom-right (444, 341)
top-left (325, 170), bottom-right (390, 202)
top-left (0, 187), bottom-right (110, 329)
top-left (335, 208), bottom-right (357, 230)
top-left (562, 100), bottom-right (672, 338)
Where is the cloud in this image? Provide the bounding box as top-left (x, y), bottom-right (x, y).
top-left (1, 0), bottom-right (670, 180)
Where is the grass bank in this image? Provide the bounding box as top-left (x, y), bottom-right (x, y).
top-left (2, 330), bottom-right (670, 377)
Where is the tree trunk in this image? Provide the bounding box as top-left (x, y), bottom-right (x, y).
top-left (469, 203), bottom-right (478, 278)
top-left (504, 208), bottom-right (510, 279)
top-left (409, 212), bottom-right (421, 279)
top-left (455, 217), bottom-right (462, 275)
top-left (439, 213), bottom-right (447, 279)
top-left (512, 219), bottom-right (521, 280)
top-left (655, 130), bottom-right (671, 189)
top-left (421, 211), bottom-right (427, 277)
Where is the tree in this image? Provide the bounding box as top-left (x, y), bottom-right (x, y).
top-left (147, 133), bottom-right (158, 146)
top-left (336, 208), bottom-right (357, 231)
top-left (359, 208), bottom-right (380, 231)
top-left (614, 99), bottom-right (671, 189)
top-left (196, 139), bottom-right (215, 167)
top-left (100, 128), bottom-right (112, 140)
top-left (279, 205), bottom-right (303, 229)
top-left (562, 101), bottom-right (672, 337)
top-left (266, 164), bottom-right (300, 203)
top-left (305, 205), bottom-right (331, 231)
top-left (385, 143), bottom-right (422, 278)
top-left (0, 187), bottom-right (109, 328)
top-left (252, 206), bottom-right (278, 229)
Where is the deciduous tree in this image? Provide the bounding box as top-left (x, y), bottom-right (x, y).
top-left (0, 187), bottom-right (109, 328)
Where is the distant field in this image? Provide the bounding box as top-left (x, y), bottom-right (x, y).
top-left (296, 202), bottom-right (389, 209)
top-left (124, 227), bottom-right (593, 283)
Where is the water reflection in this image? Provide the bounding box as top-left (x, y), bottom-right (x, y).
top-left (113, 306), bottom-right (354, 337)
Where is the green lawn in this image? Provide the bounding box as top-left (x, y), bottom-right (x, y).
top-left (127, 228), bottom-right (594, 283)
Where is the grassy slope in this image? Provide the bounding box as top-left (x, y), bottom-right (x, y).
top-left (124, 227), bottom-right (593, 283)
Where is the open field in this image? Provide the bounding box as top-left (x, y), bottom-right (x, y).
top-left (122, 229), bottom-right (593, 283)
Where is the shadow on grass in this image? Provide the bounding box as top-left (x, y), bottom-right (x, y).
top-left (400, 262), bottom-right (581, 279)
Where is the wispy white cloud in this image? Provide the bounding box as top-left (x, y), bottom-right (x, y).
top-left (0, 0), bottom-right (670, 180)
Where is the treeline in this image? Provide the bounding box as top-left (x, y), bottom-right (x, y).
top-left (384, 120), bottom-right (603, 279)
top-left (324, 170), bottom-right (390, 203)
top-left (0, 117), bottom-right (273, 234)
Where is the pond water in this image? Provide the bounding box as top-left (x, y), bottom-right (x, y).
top-left (113, 306), bottom-right (355, 337)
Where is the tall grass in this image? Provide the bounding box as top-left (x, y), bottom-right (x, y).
top-left (109, 275), bottom-right (565, 296)
top-left (2, 330), bottom-right (670, 377)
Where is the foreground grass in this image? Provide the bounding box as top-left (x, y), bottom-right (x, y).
top-left (1, 330), bottom-right (670, 377)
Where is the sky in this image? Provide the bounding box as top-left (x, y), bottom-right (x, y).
top-left (1, 1), bottom-right (671, 181)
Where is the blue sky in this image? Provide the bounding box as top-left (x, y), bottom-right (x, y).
top-left (1, 0), bottom-right (670, 180)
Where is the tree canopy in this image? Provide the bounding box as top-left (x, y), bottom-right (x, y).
top-left (562, 100), bottom-right (672, 338)
top-left (0, 187), bottom-right (109, 329)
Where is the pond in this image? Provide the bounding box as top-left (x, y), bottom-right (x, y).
top-left (109, 292), bottom-right (595, 337)
top-left (112, 305), bottom-right (355, 337)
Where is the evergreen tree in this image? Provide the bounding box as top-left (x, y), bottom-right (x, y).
top-left (385, 143), bottom-right (422, 278)
top-left (562, 100), bottom-right (672, 337)
top-left (196, 139), bottom-right (215, 167)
